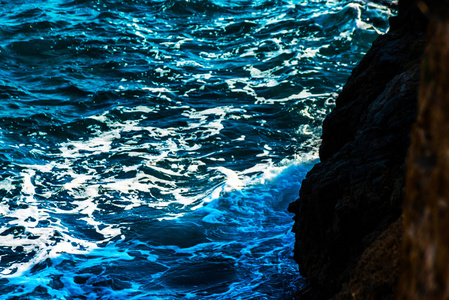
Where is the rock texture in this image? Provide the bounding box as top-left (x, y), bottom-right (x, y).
top-left (288, 2), bottom-right (427, 298)
top-left (334, 217), bottom-right (402, 300)
top-left (399, 3), bottom-right (449, 299)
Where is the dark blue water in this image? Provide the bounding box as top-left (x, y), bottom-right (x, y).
top-left (0, 1), bottom-right (392, 299)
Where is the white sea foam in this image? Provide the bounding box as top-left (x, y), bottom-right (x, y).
top-left (0, 0), bottom-right (394, 298)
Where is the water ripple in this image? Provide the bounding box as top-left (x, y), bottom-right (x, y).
top-left (0, 0), bottom-right (393, 298)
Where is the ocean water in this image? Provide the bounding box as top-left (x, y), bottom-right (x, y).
top-left (0, 1), bottom-right (392, 299)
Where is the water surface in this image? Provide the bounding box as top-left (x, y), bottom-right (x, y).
top-left (0, 0), bottom-right (392, 298)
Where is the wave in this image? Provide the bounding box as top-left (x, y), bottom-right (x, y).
top-left (0, 154), bottom-right (315, 299)
top-left (0, 0), bottom-right (394, 298)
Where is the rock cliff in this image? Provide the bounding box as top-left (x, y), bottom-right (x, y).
top-left (288, 1), bottom-right (427, 298)
top-left (399, 3), bottom-right (449, 299)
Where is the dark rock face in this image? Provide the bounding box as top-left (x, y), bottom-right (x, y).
top-left (399, 7), bottom-right (449, 300)
top-left (288, 3), bottom-right (427, 298)
top-left (335, 217), bottom-right (402, 300)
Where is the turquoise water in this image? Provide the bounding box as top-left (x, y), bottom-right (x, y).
top-left (0, 1), bottom-right (392, 299)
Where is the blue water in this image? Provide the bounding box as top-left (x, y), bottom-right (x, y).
top-left (0, 1), bottom-right (392, 299)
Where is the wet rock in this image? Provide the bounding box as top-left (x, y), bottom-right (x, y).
top-left (288, 1), bottom-right (427, 298)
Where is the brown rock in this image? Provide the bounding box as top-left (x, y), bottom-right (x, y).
top-left (333, 217), bottom-right (402, 300)
top-left (399, 4), bottom-right (449, 299)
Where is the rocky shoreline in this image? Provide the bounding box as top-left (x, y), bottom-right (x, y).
top-left (288, 2), bottom-right (428, 298)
